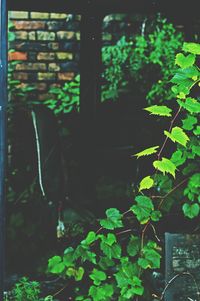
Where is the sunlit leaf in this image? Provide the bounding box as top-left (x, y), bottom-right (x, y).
top-left (144, 105), bottom-right (172, 117)
top-left (175, 53), bottom-right (195, 69)
top-left (139, 176), bottom-right (154, 192)
top-left (183, 42), bottom-right (200, 55)
top-left (164, 126), bottom-right (189, 147)
top-left (134, 146), bottom-right (159, 158)
top-left (153, 157), bottom-right (176, 178)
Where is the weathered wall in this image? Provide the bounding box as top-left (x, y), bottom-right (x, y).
top-left (8, 11), bottom-right (81, 101)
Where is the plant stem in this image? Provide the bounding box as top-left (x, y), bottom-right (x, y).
top-left (157, 106), bottom-right (181, 160)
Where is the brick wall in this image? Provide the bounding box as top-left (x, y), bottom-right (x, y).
top-left (8, 11), bottom-right (81, 101)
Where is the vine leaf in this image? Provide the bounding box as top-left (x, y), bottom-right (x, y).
top-left (183, 42), bottom-right (200, 55)
top-left (131, 196), bottom-right (154, 224)
top-left (151, 210), bottom-right (162, 222)
top-left (183, 203), bottom-right (200, 219)
top-left (175, 53), bottom-right (195, 69)
top-left (48, 256), bottom-right (65, 274)
top-left (127, 235), bottom-right (140, 257)
top-left (89, 269), bottom-right (107, 285)
top-left (153, 157), bottom-right (176, 178)
top-left (100, 234), bottom-right (122, 260)
top-left (177, 97), bottom-right (200, 114)
top-left (164, 126), bottom-right (189, 147)
top-left (144, 105), bottom-right (172, 117)
top-left (100, 208), bottom-right (123, 230)
top-left (134, 146), bottom-right (159, 158)
top-left (139, 176), bottom-right (154, 192)
top-left (138, 241), bottom-right (161, 270)
top-left (182, 115), bottom-right (197, 130)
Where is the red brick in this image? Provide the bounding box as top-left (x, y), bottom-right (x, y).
top-left (58, 72), bottom-right (75, 81)
top-left (13, 21), bottom-right (46, 30)
top-left (8, 51), bottom-right (27, 61)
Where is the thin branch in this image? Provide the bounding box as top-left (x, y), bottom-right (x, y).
top-left (158, 177), bottom-right (189, 210)
top-left (157, 106), bottom-right (181, 160)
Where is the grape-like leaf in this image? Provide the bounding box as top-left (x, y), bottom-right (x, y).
top-left (127, 235), bottom-right (140, 257)
top-left (139, 176), bottom-right (154, 192)
top-left (164, 126), bottom-right (189, 147)
top-left (175, 53), bottom-right (195, 69)
top-left (144, 105), bottom-right (172, 117)
top-left (182, 115), bottom-right (197, 130)
top-left (131, 196), bottom-right (154, 224)
top-left (153, 157), bottom-right (176, 178)
top-left (183, 42), bottom-right (200, 55)
top-left (183, 203), bottom-right (200, 219)
top-left (100, 208), bottom-right (123, 230)
top-left (177, 97), bottom-right (200, 114)
top-left (134, 146), bottom-right (159, 158)
top-left (48, 256), bottom-right (65, 274)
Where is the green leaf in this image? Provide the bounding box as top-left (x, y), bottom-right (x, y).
top-left (100, 208), bottom-right (123, 230)
top-left (183, 203), bottom-right (200, 219)
top-left (175, 53), bottom-right (195, 69)
top-left (183, 42), bottom-right (200, 55)
top-left (81, 231), bottom-right (97, 246)
top-left (127, 235), bottom-right (140, 257)
top-left (177, 97), bottom-right (200, 114)
top-left (171, 150), bottom-right (186, 167)
top-left (89, 284), bottom-right (114, 301)
top-left (144, 105), bottom-right (172, 117)
top-left (98, 256), bottom-right (115, 270)
top-left (164, 126), bottom-right (189, 147)
top-left (193, 126), bottom-right (200, 135)
top-left (75, 267), bottom-right (85, 281)
top-left (182, 115), bottom-right (197, 130)
top-left (134, 146), bottom-right (159, 158)
top-left (48, 256), bottom-right (65, 274)
top-left (139, 176), bottom-right (154, 192)
top-left (100, 235), bottom-right (121, 259)
top-left (131, 196), bottom-right (154, 224)
top-left (74, 245), bottom-right (96, 264)
top-left (153, 157), bottom-right (176, 178)
top-left (90, 269), bottom-right (107, 285)
top-left (151, 210), bottom-right (162, 222)
top-left (63, 247), bottom-right (74, 267)
top-left (138, 258), bottom-right (150, 269)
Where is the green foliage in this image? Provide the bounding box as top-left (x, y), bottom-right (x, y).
top-left (3, 277), bottom-right (55, 301)
top-left (164, 127), bottom-right (189, 147)
top-left (42, 40), bottom-right (199, 301)
top-left (45, 15), bottom-right (183, 114)
top-left (100, 208), bottom-right (123, 230)
top-left (134, 145), bottom-right (159, 158)
top-left (153, 158), bottom-right (176, 178)
top-left (144, 105), bottom-right (172, 117)
top-left (139, 176), bottom-right (154, 192)
top-left (102, 15), bottom-right (183, 104)
top-left (45, 75), bottom-right (80, 114)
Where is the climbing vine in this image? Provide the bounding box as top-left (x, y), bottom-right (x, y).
top-left (47, 42), bottom-right (200, 300)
